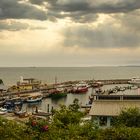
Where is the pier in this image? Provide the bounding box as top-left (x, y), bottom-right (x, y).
top-left (0, 78), bottom-right (131, 101)
top-left (87, 78), bottom-right (130, 85)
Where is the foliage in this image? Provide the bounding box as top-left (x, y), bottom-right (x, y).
top-left (97, 127), bottom-right (140, 140)
top-left (114, 107), bottom-right (140, 127)
top-left (40, 98), bottom-right (96, 140)
top-left (68, 98), bottom-right (80, 112)
top-left (12, 98), bottom-right (93, 140)
top-left (0, 116), bottom-right (31, 140)
top-left (1, 102), bottom-right (140, 140)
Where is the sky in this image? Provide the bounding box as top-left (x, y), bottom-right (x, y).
top-left (0, 0), bottom-right (140, 67)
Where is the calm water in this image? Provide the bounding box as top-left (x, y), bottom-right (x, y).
top-left (1, 66), bottom-right (140, 86)
top-left (0, 67), bottom-right (140, 111)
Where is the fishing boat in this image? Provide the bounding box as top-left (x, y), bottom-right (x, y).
top-left (91, 82), bottom-right (103, 88)
top-left (3, 97), bottom-right (23, 112)
top-left (9, 76), bottom-right (41, 92)
top-left (49, 92), bottom-right (67, 99)
top-left (47, 88), bottom-right (67, 99)
top-left (26, 92), bottom-right (43, 103)
top-left (46, 84), bottom-right (67, 99)
top-left (72, 81), bottom-right (88, 93)
top-left (14, 110), bottom-right (28, 118)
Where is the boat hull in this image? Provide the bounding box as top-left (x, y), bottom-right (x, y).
top-left (0, 111), bottom-right (7, 115)
top-left (49, 93), bottom-right (67, 99)
top-left (26, 97), bottom-right (42, 103)
top-left (72, 87), bottom-right (88, 94)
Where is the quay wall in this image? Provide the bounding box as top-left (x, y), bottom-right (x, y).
top-left (93, 79), bottom-right (130, 85)
top-left (62, 79), bottom-right (130, 85)
top-left (0, 79), bottom-right (131, 100)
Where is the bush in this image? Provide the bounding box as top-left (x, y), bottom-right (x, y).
top-left (114, 108), bottom-right (140, 127)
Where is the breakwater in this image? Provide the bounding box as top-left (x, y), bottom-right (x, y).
top-left (87, 79), bottom-right (130, 85)
top-left (61, 78), bottom-right (130, 85)
top-left (0, 78), bottom-right (131, 101)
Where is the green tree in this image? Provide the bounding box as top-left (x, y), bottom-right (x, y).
top-left (114, 107), bottom-right (140, 127)
top-left (0, 99), bottom-right (97, 140)
top-left (69, 98), bottom-right (80, 112)
top-left (97, 127), bottom-right (140, 140)
top-left (42, 99), bottom-right (96, 140)
top-left (0, 116), bottom-right (32, 140)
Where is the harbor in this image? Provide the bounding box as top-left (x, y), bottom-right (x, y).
top-left (0, 77), bottom-right (132, 101)
top-left (0, 75), bottom-right (139, 122)
top-left (1, 1), bottom-right (140, 138)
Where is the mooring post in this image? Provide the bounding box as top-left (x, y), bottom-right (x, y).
top-left (47, 104), bottom-right (50, 113)
top-left (51, 106), bottom-right (54, 113)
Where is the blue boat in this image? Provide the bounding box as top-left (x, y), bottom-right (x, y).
top-left (3, 97), bottom-right (23, 112)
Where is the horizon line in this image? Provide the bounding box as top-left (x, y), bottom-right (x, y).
top-left (0, 65), bottom-right (140, 68)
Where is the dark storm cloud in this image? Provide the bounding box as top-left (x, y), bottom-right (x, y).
top-left (1, 0), bottom-right (139, 22)
top-left (29, 0), bottom-right (140, 23)
top-left (45, 0), bottom-right (139, 21)
top-left (92, 0), bottom-right (140, 13)
top-left (63, 24), bottom-right (140, 48)
top-left (29, 0), bottom-right (45, 5)
top-left (0, 0), bottom-right (47, 20)
top-left (44, 0), bottom-right (140, 13)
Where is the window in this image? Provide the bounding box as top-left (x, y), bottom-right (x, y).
top-left (99, 116), bottom-right (107, 126)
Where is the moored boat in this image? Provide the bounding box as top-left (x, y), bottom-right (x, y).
top-left (49, 92), bottom-right (67, 99)
top-left (91, 82), bottom-right (103, 88)
top-left (3, 97), bottom-right (23, 112)
top-left (0, 107), bottom-right (7, 115)
top-left (72, 81), bottom-right (88, 94)
top-left (14, 110), bottom-right (28, 118)
top-left (8, 76), bottom-right (41, 92)
top-left (47, 86), bottom-right (67, 99)
top-left (26, 92), bottom-right (43, 103)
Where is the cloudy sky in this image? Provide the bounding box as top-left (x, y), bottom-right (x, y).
top-left (0, 0), bottom-right (140, 67)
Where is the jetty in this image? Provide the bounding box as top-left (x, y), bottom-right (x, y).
top-left (0, 78), bottom-right (131, 101)
top-left (87, 78), bottom-right (130, 85)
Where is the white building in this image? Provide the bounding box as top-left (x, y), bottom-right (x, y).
top-left (89, 95), bottom-right (140, 128)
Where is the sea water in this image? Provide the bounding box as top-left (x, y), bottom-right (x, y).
top-left (0, 66), bottom-right (140, 112)
top-left (0, 66), bottom-right (140, 86)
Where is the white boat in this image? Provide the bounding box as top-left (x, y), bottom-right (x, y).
top-left (26, 93), bottom-right (43, 103)
top-left (128, 78), bottom-right (140, 86)
top-left (0, 107), bottom-right (7, 115)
